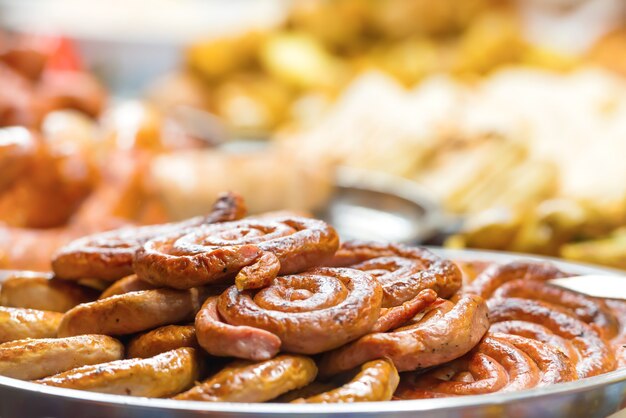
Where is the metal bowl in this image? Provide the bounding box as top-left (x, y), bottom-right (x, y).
top-left (316, 167), bottom-right (445, 244)
top-left (1, 249), bottom-right (626, 418)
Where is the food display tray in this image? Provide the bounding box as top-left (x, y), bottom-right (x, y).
top-left (1, 248), bottom-right (625, 418)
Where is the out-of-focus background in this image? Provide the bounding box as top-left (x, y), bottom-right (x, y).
top-left (1, 0), bottom-right (625, 271)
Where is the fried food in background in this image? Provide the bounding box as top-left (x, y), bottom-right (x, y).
top-left (0, 97), bottom-right (204, 271)
top-left (151, 0), bottom-right (593, 136)
top-left (287, 65), bottom-right (626, 267)
top-left (169, 0), bottom-right (624, 136)
top-left (150, 144), bottom-right (333, 220)
top-left (0, 127), bottom-right (95, 229)
top-left (0, 146), bottom-right (167, 271)
top-left (0, 97), bottom-right (331, 271)
top-left (560, 229), bottom-right (626, 270)
top-left (146, 0), bottom-right (626, 268)
top-left (212, 73), bottom-right (293, 137)
top-left (0, 34), bottom-right (107, 128)
top-left (588, 28), bottom-right (626, 78)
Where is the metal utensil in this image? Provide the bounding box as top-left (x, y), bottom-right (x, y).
top-left (549, 275), bottom-right (626, 300)
top-left (316, 167), bottom-right (444, 244)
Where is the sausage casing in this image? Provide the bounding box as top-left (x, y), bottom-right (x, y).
top-left (1, 274), bottom-right (98, 312)
top-left (36, 347), bottom-right (200, 397)
top-left (58, 288), bottom-right (211, 337)
top-left (0, 335), bottom-right (123, 380)
top-left (294, 359), bottom-right (399, 403)
top-left (0, 307), bottom-right (63, 343)
top-left (175, 354), bottom-right (317, 402)
top-left (127, 325), bottom-right (198, 359)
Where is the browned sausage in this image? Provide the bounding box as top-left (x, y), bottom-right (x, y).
top-left (1, 273), bottom-right (99, 312)
top-left (607, 299), bottom-right (626, 367)
top-left (371, 289), bottom-right (437, 333)
top-left (0, 335), bottom-right (123, 380)
top-left (465, 261), bottom-right (566, 298)
top-left (127, 325), bottom-right (198, 358)
top-left (491, 333), bottom-right (578, 385)
top-left (331, 241), bottom-right (462, 306)
top-left (195, 296), bottom-right (281, 361)
top-left (175, 354), bottom-right (317, 402)
top-left (493, 280), bottom-right (619, 339)
top-left (134, 217), bottom-right (339, 290)
top-left (273, 382), bottom-right (337, 403)
top-left (52, 192), bottom-right (246, 281)
top-left (396, 333), bottom-right (577, 400)
top-left (293, 359), bottom-right (399, 403)
top-left (453, 260), bottom-right (492, 283)
top-left (58, 287), bottom-right (213, 337)
top-left (198, 267), bottom-right (382, 358)
top-left (488, 297), bottom-right (616, 377)
top-left (489, 320), bottom-right (580, 364)
top-left (99, 274), bottom-right (157, 299)
top-left (318, 294), bottom-right (489, 377)
top-left (36, 347), bottom-right (200, 397)
top-left (396, 336), bottom-right (540, 398)
top-left (0, 306), bottom-right (62, 343)
top-left (395, 352), bottom-right (508, 399)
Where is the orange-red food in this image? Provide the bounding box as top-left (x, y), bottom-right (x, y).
top-left (52, 192), bottom-right (246, 281)
top-left (331, 241), bottom-right (462, 306)
top-left (196, 267), bottom-right (382, 359)
top-left (134, 216), bottom-right (339, 290)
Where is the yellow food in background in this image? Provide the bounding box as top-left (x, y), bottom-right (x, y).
top-left (159, 0), bottom-right (582, 136)
top-left (145, 0), bottom-right (626, 269)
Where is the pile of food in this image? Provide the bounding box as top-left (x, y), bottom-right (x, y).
top-left (0, 34), bottom-right (337, 273)
top-left (0, 192), bottom-right (623, 403)
top-left (148, 0), bottom-right (587, 136)
top-left (0, 33), bottom-right (226, 271)
top-left (0, 116), bottom-right (177, 272)
top-left (285, 67), bottom-right (626, 268)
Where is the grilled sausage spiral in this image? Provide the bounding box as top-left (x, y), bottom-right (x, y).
top-left (196, 267), bottom-right (382, 359)
top-left (52, 192), bottom-right (246, 281)
top-left (488, 297), bottom-right (616, 378)
top-left (331, 241), bottom-right (462, 306)
top-left (395, 333), bottom-right (577, 399)
top-left (134, 217), bottom-right (339, 290)
top-left (318, 294), bottom-right (489, 377)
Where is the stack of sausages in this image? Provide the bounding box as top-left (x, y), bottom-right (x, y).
top-left (0, 192), bottom-right (623, 403)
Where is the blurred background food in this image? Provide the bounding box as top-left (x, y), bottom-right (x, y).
top-left (0, 0), bottom-right (626, 270)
